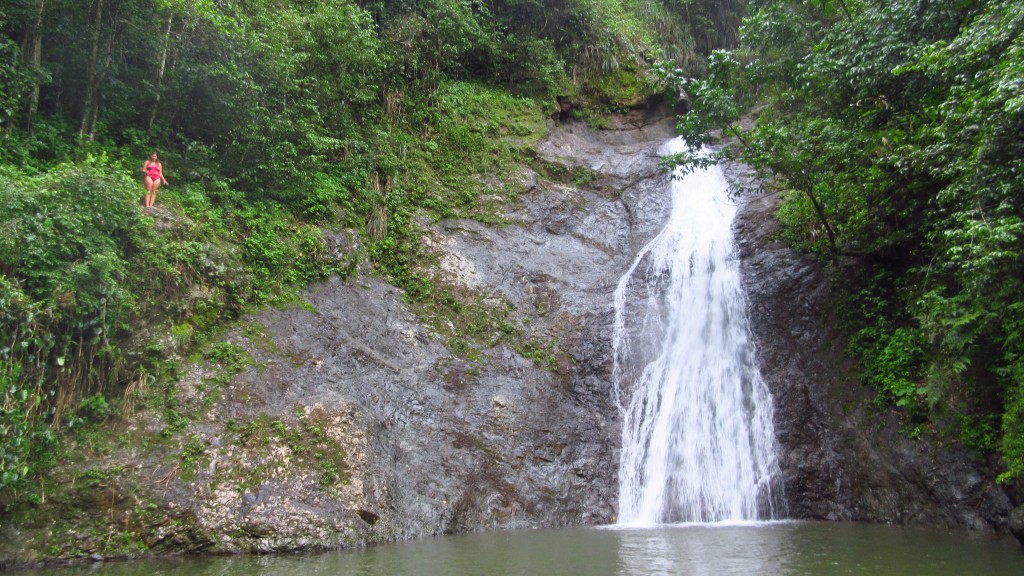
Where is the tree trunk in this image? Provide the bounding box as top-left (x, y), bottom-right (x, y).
top-left (80, 0), bottom-right (104, 140)
top-left (86, 27), bottom-right (116, 141)
top-left (804, 187), bottom-right (840, 265)
top-left (148, 14), bottom-right (174, 130)
top-left (24, 0), bottom-right (47, 134)
top-left (836, 0), bottom-right (854, 22)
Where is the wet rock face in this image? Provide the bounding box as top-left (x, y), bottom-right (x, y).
top-left (1011, 506), bottom-right (1024, 543)
top-left (138, 106), bottom-right (680, 552)
top-left (198, 107), bottom-right (1013, 550)
top-left (12, 101), bottom-right (1015, 566)
top-left (732, 185), bottom-right (1014, 531)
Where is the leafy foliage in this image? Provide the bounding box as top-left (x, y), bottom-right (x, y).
top-left (0, 162), bottom-right (147, 494)
top-left (0, 0), bottom-right (739, 508)
top-left (680, 0), bottom-right (1024, 482)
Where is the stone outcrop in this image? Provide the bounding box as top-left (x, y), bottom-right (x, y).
top-left (4, 103), bottom-right (1018, 567)
top-left (732, 182), bottom-right (1014, 531)
top-left (146, 107), bottom-right (680, 551)
top-left (0, 106), bottom-right (680, 567)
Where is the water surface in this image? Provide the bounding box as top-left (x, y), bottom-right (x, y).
top-left (26, 523), bottom-right (1022, 576)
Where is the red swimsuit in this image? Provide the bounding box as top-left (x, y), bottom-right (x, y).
top-left (146, 162), bottom-right (162, 181)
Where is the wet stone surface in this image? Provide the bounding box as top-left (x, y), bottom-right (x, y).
top-left (731, 180), bottom-right (1013, 532)
top-left (126, 109), bottom-right (681, 554)
top-left (4, 104), bottom-right (1016, 567)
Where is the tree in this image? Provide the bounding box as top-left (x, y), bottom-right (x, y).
top-left (677, 0), bottom-right (1024, 482)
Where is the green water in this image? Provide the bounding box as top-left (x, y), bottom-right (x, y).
top-left (21, 522), bottom-right (1024, 576)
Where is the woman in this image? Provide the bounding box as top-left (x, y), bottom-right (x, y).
top-left (141, 152), bottom-right (168, 207)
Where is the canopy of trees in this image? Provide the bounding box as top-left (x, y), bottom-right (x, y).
top-left (678, 0), bottom-right (1024, 487)
top-left (0, 0), bottom-right (742, 503)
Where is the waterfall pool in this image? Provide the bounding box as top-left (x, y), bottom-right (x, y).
top-left (18, 523), bottom-right (1023, 575)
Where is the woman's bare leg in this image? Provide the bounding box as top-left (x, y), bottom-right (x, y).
top-left (144, 177), bottom-right (160, 207)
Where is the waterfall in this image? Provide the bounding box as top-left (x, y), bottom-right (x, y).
top-left (613, 138), bottom-right (783, 525)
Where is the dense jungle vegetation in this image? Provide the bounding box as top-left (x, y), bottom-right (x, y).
top-left (0, 0), bottom-right (742, 509)
top-left (675, 0), bottom-right (1023, 491)
top-left (2, 0), bottom-right (1022, 524)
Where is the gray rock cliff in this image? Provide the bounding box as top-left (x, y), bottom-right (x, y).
top-left (733, 184), bottom-right (1013, 531)
top-left (129, 109), bottom-right (680, 554)
top-left (4, 107), bottom-right (1015, 567)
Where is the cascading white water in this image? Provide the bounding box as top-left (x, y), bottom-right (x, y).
top-left (613, 138), bottom-right (783, 525)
